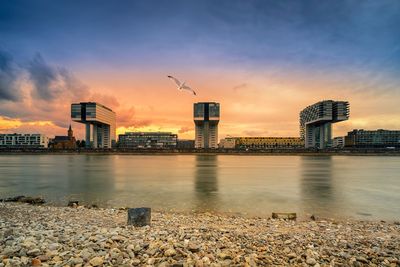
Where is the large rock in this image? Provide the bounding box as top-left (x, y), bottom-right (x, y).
top-left (127, 207), bottom-right (151, 227)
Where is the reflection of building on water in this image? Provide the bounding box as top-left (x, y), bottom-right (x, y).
top-left (66, 155), bottom-right (116, 206)
top-left (300, 156), bottom-right (335, 214)
top-left (194, 155), bottom-right (219, 211)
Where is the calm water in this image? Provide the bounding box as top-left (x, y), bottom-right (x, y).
top-left (0, 155), bottom-right (399, 220)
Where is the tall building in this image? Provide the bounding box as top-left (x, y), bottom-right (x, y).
top-left (118, 132), bottom-right (177, 149)
top-left (300, 100), bottom-right (349, 149)
top-left (71, 102), bottom-right (116, 148)
top-left (194, 102), bottom-right (220, 149)
top-left (345, 129), bottom-right (400, 148)
top-left (0, 134), bottom-right (49, 148)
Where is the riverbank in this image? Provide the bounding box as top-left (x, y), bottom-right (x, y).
top-left (1, 203), bottom-right (399, 266)
top-left (1, 149), bottom-right (400, 156)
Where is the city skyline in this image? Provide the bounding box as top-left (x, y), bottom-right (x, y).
top-left (1, 1), bottom-right (400, 139)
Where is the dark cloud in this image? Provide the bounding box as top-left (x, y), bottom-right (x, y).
top-left (27, 53), bottom-right (60, 100)
top-left (0, 49), bottom-right (21, 101)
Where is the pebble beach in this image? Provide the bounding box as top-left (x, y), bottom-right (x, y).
top-left (1, 203), bottom-right (399, 267)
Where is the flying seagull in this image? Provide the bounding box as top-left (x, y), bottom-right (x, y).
top-left (167, 75), bottom-right (197, 95)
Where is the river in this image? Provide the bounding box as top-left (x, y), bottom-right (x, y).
top-left (0, 154), bottom-right (399, 220)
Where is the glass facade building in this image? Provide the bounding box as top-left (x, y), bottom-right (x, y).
top-left (118, 132), bottom-right (177, 148)
top-left (300, 100), bottom-right (349, 149)
top-left (345, 129), bottom-right (400, 148)
top-left (194, 102), bottom-right (220, 149)
top-left (71, 102), bottom-right (116, 148)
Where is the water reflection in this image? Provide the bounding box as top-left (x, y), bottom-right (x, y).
top-left (65, 155), bottom-right (116, 205)
top-left (300, 156), bottom-right (336, 215)
top-left (194, 155), bottom-right (219, 211)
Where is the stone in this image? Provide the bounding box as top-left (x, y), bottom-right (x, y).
top-left (131, 259), bottom-right (141, 266)
top-left (127, 207), bottom-right (151, 227)
top-left (89, 256), bottom-right (103, 266)
top-left (218, 253), bottom-right (232, 260)
top-left (272, 212), bottom-right (297, 220)
top-left (31, 258), bottom-right (41, 266)
top-left (164, 248), bottom-right (177, 257)
top-left (188, 242), bottom-right (201, 252)
top-left (27, 248), bottom-right (41, 256)
top-left (68, 200), bottom-right (79, 207)
top-left (288, 253), bottom-right (297, 259)
top-left (47, 243), bottom-right (60, 251)
top-left (306, 257), bottom-right (317, 265)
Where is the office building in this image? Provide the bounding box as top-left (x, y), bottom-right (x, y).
top-left (71, 102), bottom-right (116, 148)
top-left (50, 125), bottom-right (77, 149)
top-left (219, 137), bottom-right (304, 149)
top-left (345, 129), bottom-right (400, 148)
top-left (300, 100), bottom-right (349, 149)
top-left (194, 102), bottom-right (220, 149)
top-left (332, 136), bottom-right (345, 148)
top-left (118, 132), bottom-right (177, 149)
top-left (0, 133), bottom-right (49, 148)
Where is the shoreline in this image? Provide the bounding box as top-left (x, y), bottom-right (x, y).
top-left (1, 150), bottom-right (400, 156)
top-left (1, 203), bottom-right (399, 266)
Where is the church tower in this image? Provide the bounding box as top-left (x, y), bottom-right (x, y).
top-left (68, 124), bottom-right (73, 140)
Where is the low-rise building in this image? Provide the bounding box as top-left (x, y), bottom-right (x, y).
top-left (237, 137), bottom-right (304, 149)
top-left (218, 137), bottom-right (304, 149)
top-left (118, 132), bottom-right (177, 149)
top-left (49, 125), bottom-right (77, 149)
top-left (332, 136), bottom-right (345, 148)
top-left (0, 133), bottom-right (49, 148)
top-left (345, 129), bottom-right (400, 148)
top-left (219, 137), bottom-right (236, 149)
top-left (177, 139), bottom-right (195, 149)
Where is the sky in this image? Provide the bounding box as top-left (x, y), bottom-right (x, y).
top-left (1, 0), bottom-right (400, 140)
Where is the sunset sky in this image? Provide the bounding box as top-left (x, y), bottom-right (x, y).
top-left (1, 0), bottom-right (400, 140)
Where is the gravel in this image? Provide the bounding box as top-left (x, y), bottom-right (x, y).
top-left (0, 203), bottom-right (399, 266)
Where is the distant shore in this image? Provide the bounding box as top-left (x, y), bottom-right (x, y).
top-left (1, 202), bottom-right (399, 266)
top-left (1, 148), bottom-right (400, 156)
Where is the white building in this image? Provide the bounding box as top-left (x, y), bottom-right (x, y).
top-left (194, 102), bottom-right (220, 149)
top-left (332, 136), bottom-right (345, 148)
top-left (0, 134), bottom-right (49, 148)
top-left (71, 102), bottom-right (116, 148)
top-left (219, 137), bottom-right (236, 149)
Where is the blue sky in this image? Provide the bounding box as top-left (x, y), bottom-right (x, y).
top-left (1, 0), bottom-right (399, 73)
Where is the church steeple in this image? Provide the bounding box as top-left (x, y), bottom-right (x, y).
top-left (68, 124), bottom-right (73, 140)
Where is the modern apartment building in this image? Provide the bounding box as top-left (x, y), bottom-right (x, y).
top-left (345, 129), bottom-right (400, 148)
top-left (0, 133), bottom-right (49, 148)
top-left (71, 102), bottom-right (116, 148)
top-left (194, 102), bottom-right (220, 149)
top-left (300, 100), bottom-right (349, 149)
top-left (118, 132), bottom-right (177, 149)
top-left (219, 137), bottom-right (304, 149)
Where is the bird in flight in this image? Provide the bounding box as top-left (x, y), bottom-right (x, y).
top-left (167, 75), bottom-right (197, 95)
